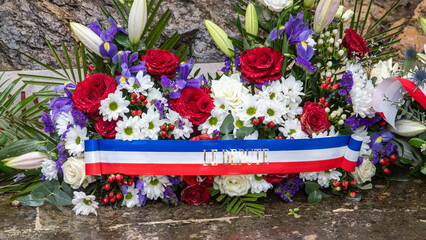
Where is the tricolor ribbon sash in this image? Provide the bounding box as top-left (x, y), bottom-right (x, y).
top-left (85, 135), bottom-right (362, 175)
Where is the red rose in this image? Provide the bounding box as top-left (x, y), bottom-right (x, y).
top-left (72, 73), bottom-right (117, 119)
top-left (169, 88), bottom-right (214, 125)
top-left (182, 175), bottom-right (214, 186)
top-left (264, 173), bottom-right (296, 184)
top-left (239, 47), bottom-right (284, 84)
top-left (343, 29), bottom-right (370, 59)
top-left (300, 102), bottom-right (330, 136)
top-left (141, 49), bottom-right (180, 80)
top-left (95, 119), bottom-right (118, 138)
top-left (181, 184), bottom-right (210, 206)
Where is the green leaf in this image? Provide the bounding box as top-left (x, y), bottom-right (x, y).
top-left (45, 195), bottom-right (62, 212)
top-left (308, 190), bottom-right (322, 206)
top-left (245, 202), bottom-right (265, 210)
top-left (115, 33), bottom-right (133, 49)
top-left (220, 114), bottom-right (235, 134)
top-left (408, 138), bottom-right (426, 148)
top-left (226, 197), bottom-right (239, 212)
top-left (61, 181), bottom-right (73, 197)
top-left (0, 132), bottom-right (7, 147)
top-left (359, 183), bottom-right (373, 190)
top-left (236, 127), bottom-right (255, 139)
top-left (18, 191), bottom-right (45, 207)
top-left (53, 188), bottom-right (72, 206)
top-left (304, 181), bottom-right (320, 195)
top-left (364, 0), bottom-right (401, 37)
top-left (216, 194), bottom-right (227, 202)
top-left (421, 164), bottom-right (426, 175)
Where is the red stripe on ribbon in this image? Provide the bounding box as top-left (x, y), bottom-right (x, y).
top-left (397, 78), bottom-right (426, 109)
top-left (86, 157), bottom-right (356, 175)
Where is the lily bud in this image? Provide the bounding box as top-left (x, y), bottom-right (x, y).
top-left (2, 152), bottom-right (48, 170)
top-left (245, 3), bottom-right (258, 41)
top-left (314, 0), bottom-right (341, 33)
top-left (304, 0), bottom-right (316, 8)
top-left (389, 119), bottom-right (426, 137)
top-left (70, 22), bottom-right (103, 57)
top-left (335, 5), bottom-right (344, 19)
top-left (342, 9), bottom-right (354, 22)
top-left (128, 0), bottom-right (147, 45)
top-left (205, 20), bottom-right (235, 58)
top-left (420, 17), bottom-right (426, 35)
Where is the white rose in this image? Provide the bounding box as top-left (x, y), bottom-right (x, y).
top-left (62, 157), bottom-right (87, 189)
top-left (349, 158), bottom-right (376, 184)
top-left (263, 0), bottom-right (293, 12)
top-left (214, 175), bottom-right (251, 197)
top-left (342, 10), bottom-right (354, 22)
top-left (211, 74), bottom-right (249, 111)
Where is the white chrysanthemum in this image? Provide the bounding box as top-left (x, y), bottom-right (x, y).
top-left (122, 185), bottom-right (141, 208)
top-left (64, 125), bottom-right (88, 157)
top-left (115, 116), bottom-right (141, 141)
top-left (256, 99), bottom-right (285, 125)
top-left (249, 175), bottom-right (273, 194)
top-left (120, 71), bottom-right (154, 95)
top-left (99, 91), bottom-right (130, 121)
top-left (142, 175), bottom-right (171, 200)
top-left (317, 169), bottom-right (342, 188)
top-left (311, 128), bottom-right (339, 138)
top-left (346, 63), bottom-right (376, 118)
top-left (354, 127), bottom-right (372, 156)
top-left (282, 75), bottom-right (304, 104)
top-left (165, 110), bottom-right (193, 139)
top-left (232, 113), bottom-right (254, 136)
top-left (259, 80), bottom-right (285, 102)
top-left (244, 130), bottom-right (259, 140)
top-left (236, 94), bottom-right (260, 123)
top-left (213, 97), bottom-right (231, 116)
top-left (146, 88), bottom-right (167, 109)
top-left (199, 107), bottom-right (227, 136)
top-left (41, 159), bottom-right (58, 181)
top-left (282, 99), bottom-right (303, 120)
top-left (278, 118), bottom-right (309, 139)
top-left (299, 172), bottom-right (318, 181)
top-left (55, 112), bottom-right (74, 136)
top-left (72, 191), bottom-right (98, 216)
top-left (139, 107), bottom-right (165, 140)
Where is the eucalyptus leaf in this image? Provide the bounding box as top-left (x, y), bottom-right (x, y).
top-left (53, 188), bottom-right (72, 206)
top-left (220, 114), bottom-right (235, 134)
top-left (308, 190), bottom-right (322, 206)
top-left (304, 181), bottom-right (320, 194)
top-left (18, 191), bottom-right (45, 207)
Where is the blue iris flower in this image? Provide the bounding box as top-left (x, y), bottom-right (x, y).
top-left (88, 17), bottom-right (127, 59)
top-left (270, 12), bottom-right (316, 44)
top-left (161, 58), bottom-right (206, 99)
top-left (295, 41), bottom-right (316, 72)
top-left (113, 51), bottom-right (146, 85)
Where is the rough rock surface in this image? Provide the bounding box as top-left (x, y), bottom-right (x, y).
top-left (0, 170), bottom-right (425, 239)
top-left (0, 0), bottom-right (424, 71)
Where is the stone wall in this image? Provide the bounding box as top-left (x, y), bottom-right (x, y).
top-left (0, 0), bottom-right (424, 71)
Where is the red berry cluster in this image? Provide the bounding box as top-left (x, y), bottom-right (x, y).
top-left (319, 97), bottom-right (329, 108)
top-left (252, 116), bottom-right (282, 139)
top-left (159, 123), bottom-right (174, 140)
top-left (379, 154), bottom-right (397, 175)
top-left (332, 179), bottom-right (358, 198)
top-left (320, 77), bottom-right (339, 90)
top-left (102, 174), bottom-right (135, 204)
top-left (130, 93), bottom-right (148, 117)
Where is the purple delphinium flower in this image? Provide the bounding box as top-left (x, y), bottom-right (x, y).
top-left (356, 157), bottom-right (364, 167)
top-left (275, 175), bottom-right (303, 202)
top-left (221, 57), bottom-right (231, 72)
top-left (345, 114), bottom-right (382, 131)
top-left (168, 176), bottom-right (181, 185)
top-left (371, 151), bottom-right (380, 164)
top-left (340, 71), bottom-right (354, 92)
top-left (14, 173), bottom-right (26, 182)
top-left (42, 112), bottom-right (56, 133)
top-left (153, 99), bottom-right (168, 118)
top-left (57, 142), bottom-right (66, 176)
top-left (71, 109), bottom-right (87, 128)
top-left (164, 186), bottom-right (178, 206)
top-left (121, 185), bottom-right (128, 195)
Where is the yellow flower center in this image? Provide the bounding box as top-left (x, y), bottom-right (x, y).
top-left (104, 42), bottom-right (110, 52)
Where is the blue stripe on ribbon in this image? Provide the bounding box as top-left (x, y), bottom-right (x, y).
top-left (348, 135), bottom-right (363, 152)
top-left (85, 135), bottom-right (352, 152)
